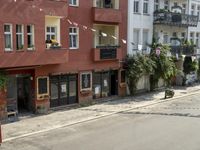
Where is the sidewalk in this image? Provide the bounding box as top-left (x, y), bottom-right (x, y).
top-left (2, 84), bottom-right (200, 142)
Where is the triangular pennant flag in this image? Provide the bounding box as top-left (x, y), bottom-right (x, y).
top-left (67, 19), bottom-right (72, 25)
top-left (91, 28), bottom-right (96, 32)
top-left (101, 32), bottom-right (107, 37)
top-left (122, 39), bottom-right (127, 44)
top-left (73, 22), bottom-right (78, 27)
top-left (111, 35), bottom-right (117, 39)
top-left (83, 25), bottom-right (88, 30)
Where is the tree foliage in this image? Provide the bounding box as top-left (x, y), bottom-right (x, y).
top-left (125, 44), bottom-right (177, 95)
top-left (125, 54), bottom-right (156, 95)
top-left (0, 71), bottom-right (8, 90)
top-left (150, 44), bottom-right (177, 88)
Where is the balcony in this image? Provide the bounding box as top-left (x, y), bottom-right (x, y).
top-left (92, 7), bottom-right (122, 23)
top-left (0, 49), bottom-right (69, 69)
top-left (154, 11), bottom-right (198, 27)
top-left (170, 45), bottom-right (196, 56)
top-left (93, 46), bottom-right (122, 61)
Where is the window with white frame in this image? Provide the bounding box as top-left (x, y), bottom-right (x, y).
top-left (16, 24), bottom-right (24, 50)
top-left (163, 33), bottom-right (169, 44)
top-left (69, 0), bottom-right (78, 6)
top-left (69, 27), bottom-right (79, 49)
top-left (4, 24), bottom-right (12, 51)
top-left (164, 0), bottom-right (169, 10)
top-left (172, 32), bottom-right (177, 37)
top-left (143, 0), bottom-right (149, 14)
top-left (142, 30), bottom-right (148, 50)
top-left (181, 32), bottom-right (186, 42)
top-left (27, 25), bottom-right (34, 50)
top-left (197, 5), bottom-right (200, 19)
top-left (80, 72), bottom-right (92, 91)
top-left (154, 0), bottom-right (159, 11)
top-left (37, 76), bottom-right (49, 99)
top-left (46, 26), bottom-right (57, 43)
top-left (190, 32), bottom-right (195, 44)
top-left (133, 0), bottom-right (139, 13)
top-left (191, 5), bottom-right (195, 15)
top-left (182, 4), bottom-right (186, 14)
top-left (133, 29), bottom-right (140, 50)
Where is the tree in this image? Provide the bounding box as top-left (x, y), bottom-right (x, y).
top-left (125, 54), bottom-right (155, 95)
top-left (150, 44), bottom-right (177, 89)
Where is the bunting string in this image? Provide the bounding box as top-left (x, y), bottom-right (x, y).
top-left (11, 0), bottom-right (127, 45)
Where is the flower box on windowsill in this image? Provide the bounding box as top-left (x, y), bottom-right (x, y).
top-left (50, 45), bottom-right (61, 49)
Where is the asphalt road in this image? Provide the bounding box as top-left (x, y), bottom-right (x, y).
top-left (2, 93), bottom-right (200, 150)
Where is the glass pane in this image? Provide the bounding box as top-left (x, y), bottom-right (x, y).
top-left (69, 28), bottom-right (72, 33)
top-left (47, 27), bottom-right (50, 32)
top-left (4, 34), bottom-right (11, 49)
top-left (28, 35), bottom-right (32, 47)
top-left (60, 82), bottom-right (68, 98)
top-left (51, 82), bottom-right (58, 100)
top-left (38, 78), bottom-right (48, 94)
top-left (4, 25), bottom-right (10, 32)
top-left (102, 72), bottom-right (109, 97)
top-left (72, 35), bottom-right (77, 47)
top-left (16, 34), bottom-right (23, 49)
top-left (27, 25), bottom-right (32, 33)
top-left (93, 73), bottom-right (101, 99)
top-left (16, 25), bottom-right (22, 33)
top-left (51, 27), bottom-right (55, 33)
top-left (69, 35), bottom-right (73, 47)
top-left (69, 80), bottom-right (76, 97)
top-left (81, 74), bottom-right (91, 89)
top-left (47, 35), bottom-right (51, 41)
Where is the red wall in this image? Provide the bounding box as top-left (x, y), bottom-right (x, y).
top-left (35, 0), bottom-right (127, 75)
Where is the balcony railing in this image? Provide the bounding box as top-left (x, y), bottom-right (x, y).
top-left (154, 11), bottom-right (198, 27)
top-left (93, 46), bottom-right (121, 61)
top-left (170, 45), bottom-right (196, 56)
top-left (92, 7), bottom-right (122, 23)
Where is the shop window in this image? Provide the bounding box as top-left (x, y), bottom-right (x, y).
top-left (37, 77), bottom-right (49, 99)
top-left (81, 72), bottom-right (92, 91)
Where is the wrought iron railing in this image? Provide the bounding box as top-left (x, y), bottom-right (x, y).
top-left (154, 11), bottom-right (198, 27)
top-left (170, 45), bottom-right (195, 56)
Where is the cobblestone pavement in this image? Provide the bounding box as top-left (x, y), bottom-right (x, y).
top-left (2, 84), bottom-right (200, 142)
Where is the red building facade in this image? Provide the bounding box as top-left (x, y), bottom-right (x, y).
top-left (0, 0), bottom-right (127, 120)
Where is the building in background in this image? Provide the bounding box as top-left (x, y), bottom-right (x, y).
top-left (127, 0), bottom-right (199, 90)
top-left (0, 0), bottom-right (127, 121)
